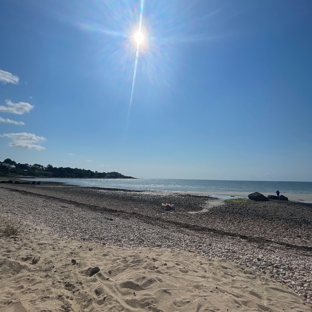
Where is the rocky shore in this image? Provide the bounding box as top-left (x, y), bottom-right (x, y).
top-left (1, 182), bottom-right (312, 308)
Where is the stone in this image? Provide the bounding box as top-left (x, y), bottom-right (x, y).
top-left (86, 266), bottom-right (100, 276)
top-left (32, 256), bottom-right (40, 265)
top-left (248, 192), bottom-right (269, 201)
top-left (279, 195), bottom-right (288, 201)
top-left (267, 195), bottom-right (279, 200)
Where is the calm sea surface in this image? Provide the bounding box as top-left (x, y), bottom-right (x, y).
top-left (26, 178), bottom-right (312, 198)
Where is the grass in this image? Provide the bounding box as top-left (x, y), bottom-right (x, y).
top-left (225, 198), bottom-right (249, 203)
top-left (3, 224), bottom-right (19, 236)
top-left (0, 216), bottom-right (19, 236)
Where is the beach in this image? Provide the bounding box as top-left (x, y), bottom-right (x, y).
top-left (0, 182), bottom-right (312, 311)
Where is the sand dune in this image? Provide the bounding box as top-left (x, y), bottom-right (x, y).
top-left (0, 215), bottom-right (310, 312)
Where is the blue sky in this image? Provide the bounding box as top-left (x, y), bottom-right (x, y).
top-left (0, 0), bottom-right (311, 181)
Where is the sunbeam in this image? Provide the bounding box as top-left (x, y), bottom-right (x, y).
top-left (127, 0), bottom-right (145, 130)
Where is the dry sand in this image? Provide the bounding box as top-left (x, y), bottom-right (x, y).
top-left (0, 183), bottom-right (311, 311)
top-left (0, 216), bottom-right (309, 312)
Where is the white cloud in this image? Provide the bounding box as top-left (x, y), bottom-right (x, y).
top-left (0, 69), bottom-right (19, 84)
top-left (0, 100), bottom-right (34, 115)
top-left (0, 132), bottom-right (46, 150)
top-left (68, 153), bottom-right (74, 156)
top-left (0, 117), bottom-right (25, 126)
top-left (86, 159), bottom-right (93, 162)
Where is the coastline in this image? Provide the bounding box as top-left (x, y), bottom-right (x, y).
top-left (1, 182), bottom-right (312, 311)
top-left (3, 176), bottom-right (312, 203)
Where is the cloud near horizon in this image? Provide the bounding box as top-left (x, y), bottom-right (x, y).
top-left (0, 132), bottom-right (46, 150)
top-left (0, 100), bottom-right (34, 115)
top-left (0, 117), bottom-right (25, 126)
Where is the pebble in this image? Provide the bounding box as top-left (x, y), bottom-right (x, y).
top-left (0, 185), bottom-right (311, 303)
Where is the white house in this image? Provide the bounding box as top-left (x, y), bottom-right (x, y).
top-left (0, 163), bottom-right (16, 170)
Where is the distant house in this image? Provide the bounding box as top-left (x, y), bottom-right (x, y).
top-left (1, 163), bottom-right (16, 170)
top-left (32, 164), bottom-right (46, 171)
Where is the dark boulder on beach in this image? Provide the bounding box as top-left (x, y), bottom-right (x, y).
top-left (279, 195), bottom-right (288, 201)
top-left (267, 195), bottom-right (279, 200)
top-left (248, 192), bottom-right (269, 201)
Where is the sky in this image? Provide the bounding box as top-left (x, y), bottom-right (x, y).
top-left (0, 0), bottom-right (312, 181)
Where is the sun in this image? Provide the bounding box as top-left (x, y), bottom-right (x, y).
top-left (133, 30), bottom-right (144, 46)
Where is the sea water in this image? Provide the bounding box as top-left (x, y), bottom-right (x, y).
top-left (24, 178), bottom-right (312, 202)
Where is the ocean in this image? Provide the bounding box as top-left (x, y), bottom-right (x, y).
top-left (25, 178), bottom-right (312, 202)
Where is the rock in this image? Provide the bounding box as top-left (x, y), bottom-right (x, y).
top-left (86, 266), bottom-right (100, 276)
top-left (268, 195), bottom-right (279, 200)
top-left (32, 256), bottom-right (40, 265)
top-left (248, 192), bottom-right (269, 201)
top-left (279, 195), bottom-right (288, 201)
top-left (31, 181), bottom-right (36, 185)
top-left (71, 259), bottom-right (77, 265)
top-left (36, 181), bottom-right (41, 185)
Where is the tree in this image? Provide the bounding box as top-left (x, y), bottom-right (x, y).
top-left (3, 158), bottom-right (16, 165)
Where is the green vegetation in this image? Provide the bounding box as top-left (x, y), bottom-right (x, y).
top-left (225, 198), bottom-right (249, 203)
top-left (0, 158), bottom-right (134, 179)
top-left (3, 224), bottom-right (19, 236)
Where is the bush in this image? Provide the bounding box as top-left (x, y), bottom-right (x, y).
top-left (3, 224), bottom-right (19, 236)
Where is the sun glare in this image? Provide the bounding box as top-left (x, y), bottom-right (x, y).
top-left (134, 31), bottom-right (144, 46)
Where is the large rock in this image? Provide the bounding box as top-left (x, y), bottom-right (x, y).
top-left (267, 195), bottom-right (279, 200)
top-left (279, 195), bottom-right (288, 201)
top-left (248, 192), bottom-right (269, 201)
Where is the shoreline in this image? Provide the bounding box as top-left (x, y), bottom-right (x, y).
top-left (2, 177), bottom-right (312, 203)
top-left (1, 182), bottom-right (312, 247)
top-left (1, 182), bottom-right (312, 309)
top-left (0, 184), bottom-right (312, 288)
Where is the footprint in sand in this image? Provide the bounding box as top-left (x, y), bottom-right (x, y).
top-left (249, 290), bottom-right (263, 300)
top-left (179, 268), bottom-right (189, 273)
top-left (141, 277), bottom-right (158, 289)
top-left (119, 281), bottom-right (143, 291)
top-left (173, 299), bottom-right (191, 307)
top-left (156, 289), bottom-right (172, 301)
top-left (0, 259), bottom-right (25, 276)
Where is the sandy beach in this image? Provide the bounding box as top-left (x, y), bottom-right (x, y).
top-left (1, 182), bottom-right (312, 311)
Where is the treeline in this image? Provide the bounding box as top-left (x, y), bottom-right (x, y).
top-left (0, 158), bottom-right (134, 179)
